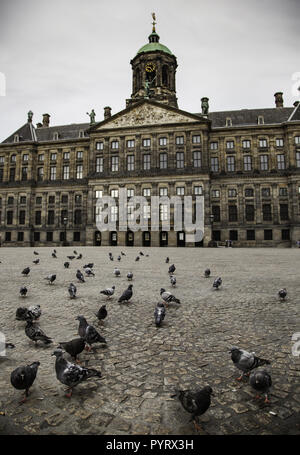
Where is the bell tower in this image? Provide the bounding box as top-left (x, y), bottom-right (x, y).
top-left (127, 14), bottom-right (178, 108)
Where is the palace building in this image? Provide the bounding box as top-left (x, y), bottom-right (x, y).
top-left (1, 19), bottom-right (300, 248)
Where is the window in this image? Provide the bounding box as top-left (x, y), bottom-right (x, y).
top-left (259, 139), bottom-right (267, 148)
top-left (212, 189), bottom-right (220, 198)
top-left (296, 152), bottom-right (300, 168)
top-left (7, 196), bottom-right (14, 205)
top-left (282, 229), bottom-right (290, 240)
top-left (96, 142), bottom-right (104, 151)
top-left (176, 152), bottom-right (184, 169)
top-left (34, 232), bottom-right (40, 242)
top-left (277, 154), bottom-right (285, 170)
top-left (53, 133), bottom-right (58, 141)
top-left (21, 167), bottom-right (28, 181)
top-left (295, 136), bottom-right (300, 145)
top-left (229, 230), bottom-right (238, 241)
top-left (210, 142), bottom-right (218, 150)
top-left (111, 140), bottom-right (119, 149)
top-left (142, 138), bottom-right (151, 147)
top-left (175, 136), bottom-right (184, 145)
top-left (127, 155), bottom-right (134, 171)
top-left (127, 140), bottom-right (135, 148)
top-left (280, 204), bottom-right (289, 221)
top-left (46, 232), bottom-right (53, 242)
top-left (260, 155), bottom-right (269, 170)
top-left (264, 229), bottom-right (273, 240)
top-left (14, 134), bottom-right (19, 142)
top-left (226, 118), bottom-right (232, 127)
top-left (20, 196), bottom-right (26, 205)
top-left (5, 232), bottom-right (11, 241)
top-left (110, 189), bottom-right (118, 198)
top-left (0, 168), bottom-right (3, 182)
top-left (228, 188), bottom-right (237, 197)
top-left (263, 204), bottom-right (272, 221)
top-left (143, 188), bottom-right (151, 197)
top-left (37, 167), bottom-right (44, 181)
top-left (192, 135), bottom-right (201, 144)
top-left (279, 187), bottom-right (287, 197)
top-left (159, 188), bottom-right (168, 197)
top-left (73, 232), bottom-right (81, 242)
top-left (143, 205), bottom-right (150, 219)
top-left (36, 196), bottom-right (42, 205)
top-left (228, 205), bottom-right (238, 222)
top-left (212, 205), bottom-right (220, 222)
top-left (76, 164), bottom-right (83, 178)
top-left (127, 189), bottom-right (134, 198)
top-left (0, 156), bottom-right (4, 164)
top-left (22, 154), bottom-right (29, 162)
top-left (242, 140), bottom-right (251, 149)
top-left (211, 157), bottom-right (219, 172)
top-left (244, 155), bottom-right (252, 171)
top-left (160, 204), bottom-right (168, 221)
top-left (61, 194), bottom-right (68, 204)
top-left (193, 151), bottom-right (201, 168)
top-left (63, 165), bottom-right (69, 180)
top-left (143, 154), bottom-right (151, 170)
top-left (110, 206), bottom-right (118, 222)
top-left (7, 211), bottom-right (13, 224)
top-left (96, 156), bottom-right (103, 173)
top-left (48, 195), bottom-right (55, 204)
top-left (159, 137), bottom-right (167, 146)
top-left (95, 190), bottom-right (103, 199)
top-left (63, 152), bottom-right (70, 160)
top-left (77, 151), bottom-right (83, 160)
top-left (11, 154), bottom-right (16, 163)
top-left (50, 153), bottom-right (57, 161)
top-left (9, 168), bottom-right (15, 181)
top-left (245, 205), bottom-right (255, 221)
top-left (245, 188), bottom-right (254, 197)
top-left (276, 138), bottom-right (284, 147)
top-left (258, 116), bottom-right (264, 125)
top-left (160, 153), bottom-right (167, 169)
top-left (50, 166), bottom-right (56, 180)
top-left (127, 204), bottom-right (135, 221)
top-left (79, 130), bottom-right (84, 138)
top-left (19, 210), bottom-right (26, 225)
top-left (194, 186), bottom-right (203, 195)
top-left (75, 194), bottom-right (82, 204)
top-left (226, 140), bottom-right (234, 149)
top-left (247, 230), bottom-right (255, 240)
top-left (38, 154), bottom-right (44, 162)
top-left (261, 187), bottom-right (270, 197)
top-left (74, 209), bottom-right (82, 225)
top-left (17, 232), bottom-right (24, 242)
top-left (227, 156), bottom-right (235, 172)
top-left (47, 210), bottom-right (55, 224)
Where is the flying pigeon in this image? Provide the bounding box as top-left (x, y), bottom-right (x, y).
top-left (52, 348), bottom-right (102, 397)
top-left (33, 251), bottom-right (39, 255)
top-left (100, 285), bottom-right (115, 298)
top-left (154, 302), bottom-right (166, 327)
top-left (76, 316), bottom-right (106, 350)
top-left (278, 288), bottom-right (287, 301)
top-left (165, 257), bottom-right (170, 264)
top-left (213, 277), bottom-right (222, 289)
top-left (52, 252), bottom-right (57, 258)
top-left (113, 268), bottom-right (120, 277)
top-left (135, 256), bottom-right (140, 261)
top-left (44, 274), bottom-right (56, 284)
top-left (170, 275), bottom-right (176, 287)
top-left (249, 369), bottom-right (272, 403)
top-left (25, 320), bottom-right (52, 345)
top-left (127, 272), bottom-right (133, 281)
top-left (10, 362), bottom-right (40, 403)
top-left (33, 259), bottom-right (40, 265)
top-left (58, 338), bottom-right (85, 363)
top-left (76, 270), bottom-right (85, 283)
top-left (22, 267), bottom-right (30, 276)
top-left (118, 284), bottom-right (133, 304)
top-left (67, 256), bottom-right (75, 260)
top-left (64, 262), bottom-right (70, 268)
top-left (84, 267), bottom-right (95, 277)
top-left (168, 264), bottom-right (176, 274)
top-left (95, 305), bottom-right (108, 323)
top-left (160, 288), bottom-right (180, 305)
top-left (230, 346), bottom-right (271, 381)
top-left (20, 286), bottom-right (28, 297)
top-left (170, 386), bottom-right (214, 431)
top-left (68, 283), bottom-right (77, 299)
top-left (204, 268), bottom-right (211, 278)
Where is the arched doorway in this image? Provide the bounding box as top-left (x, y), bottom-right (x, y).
top-left (160, 231), bottom-right (168, 247)
top-left (94, 231), bottom-right (101, 246)
top-left (126, 230), bottom-right (134, 246)
top-left (143, 231), bottom-right (151, 247)
top-left (177, 231), bottom-right (185, 247)
top-left (110, 231), bottom-right (118, 246)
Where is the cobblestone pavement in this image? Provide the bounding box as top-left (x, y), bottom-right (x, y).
top-left (0, 247), bottom-right (299, 435)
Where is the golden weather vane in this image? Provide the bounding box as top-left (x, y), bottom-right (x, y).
top-left (152, 12), bottom-right (156, 32)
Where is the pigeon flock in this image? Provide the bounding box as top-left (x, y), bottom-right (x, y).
top-left (0, 247), bottom-right (290, 434)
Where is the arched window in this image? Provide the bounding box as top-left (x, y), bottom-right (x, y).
top-left (162, 65), bottom-right (169, 86)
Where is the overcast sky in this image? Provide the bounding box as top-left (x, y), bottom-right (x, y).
top-left (0, 0), bottom-right (299, 140)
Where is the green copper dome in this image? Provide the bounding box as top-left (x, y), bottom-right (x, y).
top-left (136, 31), bottom-right (173, 56)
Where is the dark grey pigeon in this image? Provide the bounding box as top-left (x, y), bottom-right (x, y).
top-left (100, 285), bottom-right (115, 298)
top-left (139, 251), bottom-right (144, 256)
top-left (113, 268), bottom-right (120, 277)
top-left (76, 254), bottom-right (82, 259)
top-left (67, 256), bottom-right (75, 260)
top-left (118, 284), bottom-right (133, 303)
top-left (10, 362), bottom-right (40, 403)
top-left (52, 348), bottom-right (102, 397)
top-left (52, 252), bottom-right (57, 258)
top-left (83, 263), bottom-right (94, 269)
top-left (33, 251), bottom-right (39, 255)
top-left (213, 277), bottom-right (222, 289)
top-left (165, 257), bottom-right (170, 263)
top-left (117, 255), bottom-right (121, 261)
top-left (154, 302), bottom-right (166, 327)
top-left (20, 286), bottom-right (28, 297)
top-left (76, 316), bottom-right (106, 350)
top-left (84, 267), bottom-right (95, 277)
top-left (230, 346), bottom-right (270, 381)
top-left (25, 320), bottom-right (52, 345)
top-left (170, 386), bottom-right (213, 431)
top-left (53, 250), bottom-right (57, 254)
top-left (249, 369), bottom-right (272, 403)
top-left (44, 274), bottom-right (56, 284)
top-left (135, 256), bottom-right (140, 261)
top-left (73, 251), bottom-right (78, 255)
top-left (109, 255), bottom-right (114, 261)
top-left (16, 307), bottom-right (29, 321)
top-left (204, 268), bottom-right (211, 278)
top-left (278, 288), bottom-right (287, 301)
top-left (33, 259), bottom-right (40, 265)
top-left (68, 283), bottom-right (77, 299)
top-left (58, 338), bottom-right (85, 362)
top-left (121, 251), bottom-right (126, 256)
top-left (170, 275), bottom-right (176, 287)
top-left (22, 267), bottom-right (30, 276)
top-left (64, 262), bottom-right (70, 268)
top-left (76, 270), bottom-right (85, 283)
top-left (168, 264), bottom-right (176, 274)
top-left (95, 305), bottom-right (108, 323)
top-left (127, 272), bottom-right (133, 281)
top-left (160, 288), bottom-right (180, 305)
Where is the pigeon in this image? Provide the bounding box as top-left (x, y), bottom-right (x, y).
top-left (20, 286), bottom-right (28, 297)
top-left (278, 288), bottom-right (287, 301)
top-left (76, 270), bottom-right (85, 283)
top-left (68, 283), bottom-right (77, 299)
top-left (100, 285), bottom-right (115, 298)
top-left (249, 369), bottom-right (272, 403)
top-left (76, 254), bottom-right (82, 260)
top-left (109, 252), bottom-right (112, 256)
top-left (170, 386), bottom-right (214, 431)
top-left (64, 262), bottom-right (70, 268)
top-left (117, 255), bottom-right (121, 262)
top-left (73, 251), bottom-right (78, 255)
top-left (121, 251), bottom-right (126, 256)
top-left (33, 251), bottom-right (39, 255)
top-left (154, 302), bottom-right (166, 327)
top-left (139, 251), bottom-right (144, 256)
top-left (113, 268), bottom-right (120, 277)
top-left (27, 305), bottom-right (41, 321)
top-left (165, 257), bottom-right (170, 264)
top-left (204, 268), bottom-right (211, 278)
top-left (160, 288), bottom-right (180, 305)
top-left (135, 256), bottom-right (140, 261)
top-left (52, 348), bottom-right (102, 397)
top-left (10, 362), bottom-right (40, 403)
top-left (76, 316), bottom-right (106, 350)
top-left (84, 267), bottom-right (95, 277)
top-left (109, 255), bottom-right (114, 261)
top-left (44, 274), bottom-right (56, 284)
top-left (83, 263), bottom-right (94, 269)
top-left (230, 347), bottom-right (271, 381)
top-left (170, 275), bottom-right (176, 287)
top-left (22, 267), bottom-right (30, 276)
top-left (168, 264), bottom-right (176, 274)
top-left (213, 277), bottom-right (222, 289)
top-left (67, 256), bottom-right (75, 260)
top-left (52, 252), bottom-right (57, 258)
top-left (25, 320), bottom-right (52, 345)
top-left (16, 307), bottom-right (30, 321)
top-left (58, 338), bottom-right (85, 362)
top-left (127, 272), bottom-right (133, 281)
top-left (118, 284), bottom-right (133, 304)
top-left (95, 305), bottom-right (108, 323)
top-left (53, 249), bottom-right (57, 254)
top-left (33, 259), bottom-right (40, 265)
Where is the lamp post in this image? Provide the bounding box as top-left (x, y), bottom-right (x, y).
top-left (209, 214), bottom-right (214, 247)
top-left (63, 217), bottom-right (68, 246)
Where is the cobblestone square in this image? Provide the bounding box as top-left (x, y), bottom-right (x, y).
top-left (0, 247), bottom-right (299, 435)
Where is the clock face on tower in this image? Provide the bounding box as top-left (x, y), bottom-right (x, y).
top-left (145, 62), bottom-right (156, 73)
